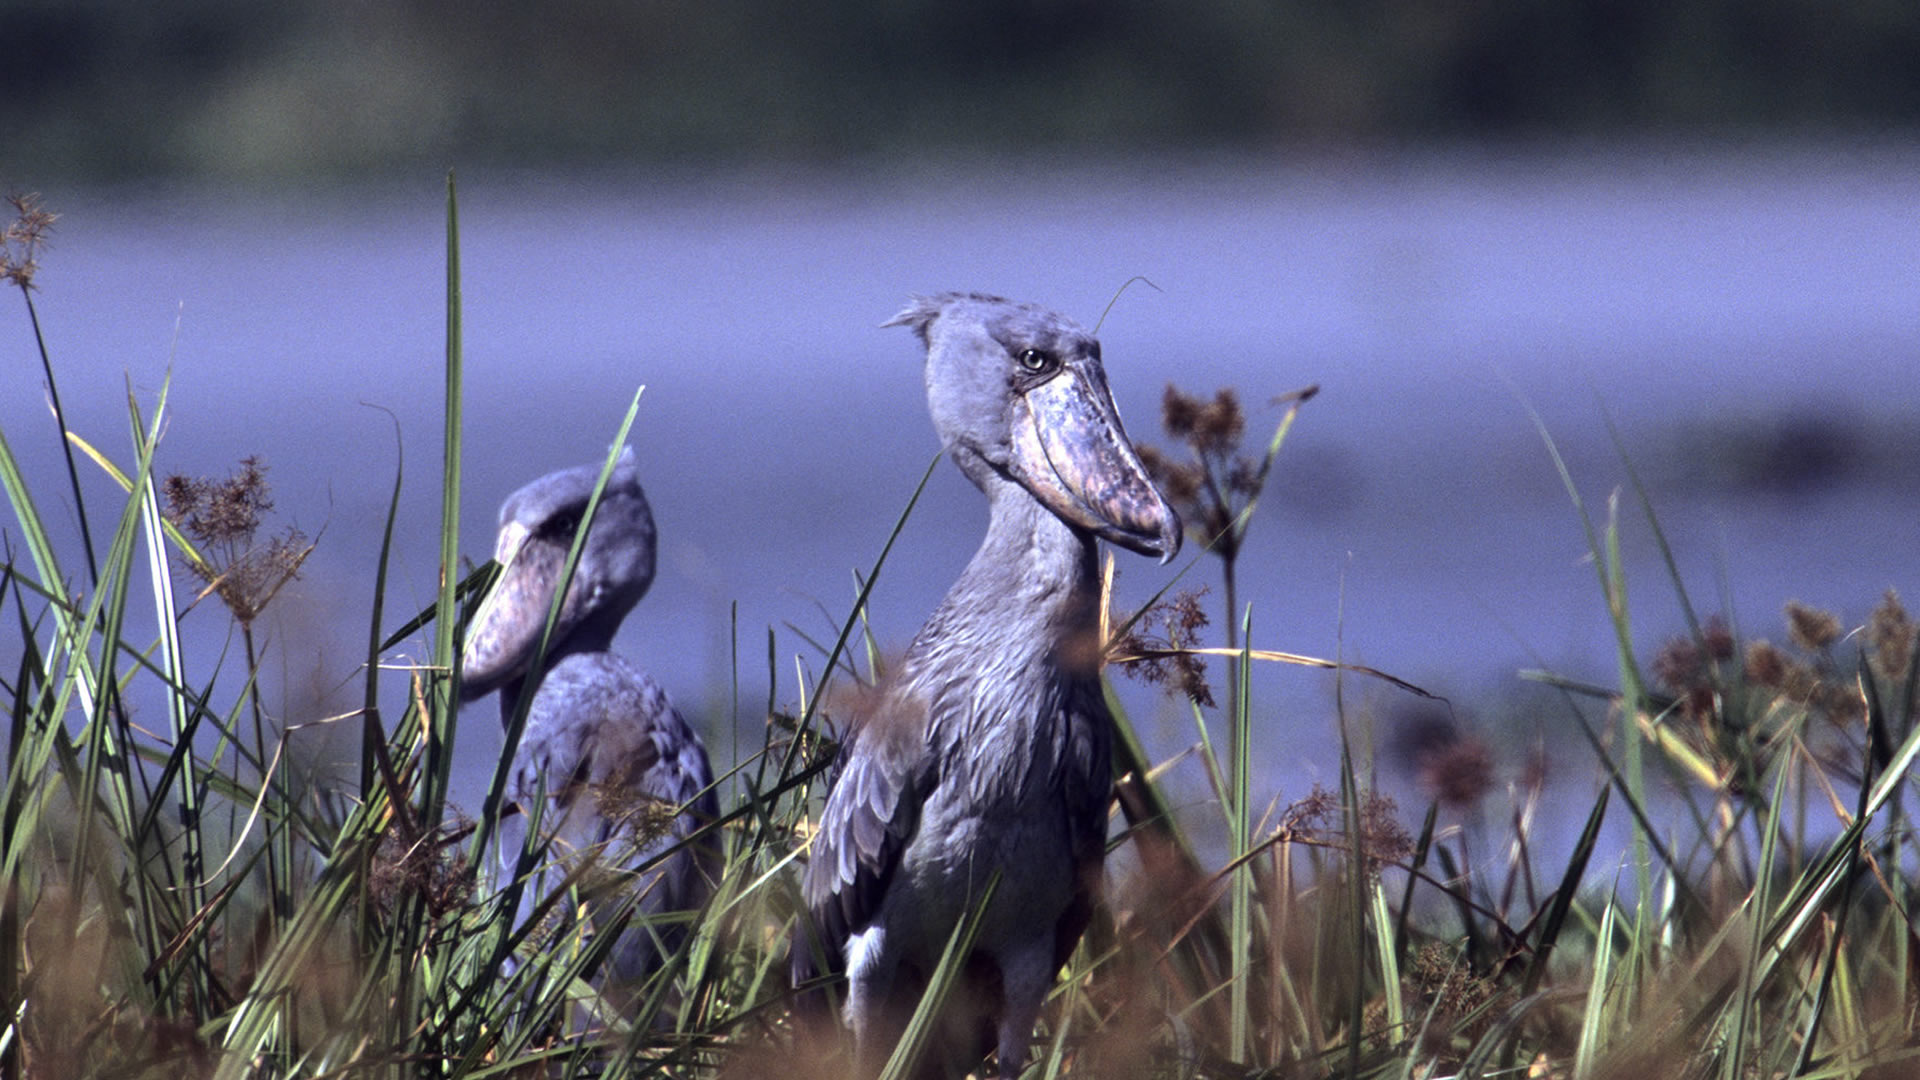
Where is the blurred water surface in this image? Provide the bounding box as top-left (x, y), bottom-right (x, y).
top-left (5, 145), bottom-right (1917, 837)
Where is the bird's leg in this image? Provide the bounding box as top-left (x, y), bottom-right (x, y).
top-left (991, 946), bottom-right (1054, 1080)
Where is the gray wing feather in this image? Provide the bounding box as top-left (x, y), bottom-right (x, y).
top-left (510, 653), bottom-right (709, 810)
top-left (505, 652), bottom-right (719, 978)
top-left (794, 697), bottom-right (932, 984)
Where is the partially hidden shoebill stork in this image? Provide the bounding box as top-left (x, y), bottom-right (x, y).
top-left (793, 293), bottom-right (1181, 1078)
top-left (462, 447), bottom-right (719, 987)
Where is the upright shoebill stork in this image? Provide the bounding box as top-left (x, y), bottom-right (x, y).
top-left (462, 448), bottom-right (718, 984)
top-left (794, 293), bottom-right (1181, 1078)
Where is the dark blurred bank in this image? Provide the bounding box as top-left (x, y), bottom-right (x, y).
top-left (4, 0), bottom-right (1920, 180)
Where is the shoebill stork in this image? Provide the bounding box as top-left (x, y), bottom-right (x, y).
top-left (462, 448), bottom-right (718, 985)
top-left (793, 293), bottom-right (1181, 1078)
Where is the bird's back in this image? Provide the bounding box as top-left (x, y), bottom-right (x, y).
top-left (504, 651), bottom-right (719, 980)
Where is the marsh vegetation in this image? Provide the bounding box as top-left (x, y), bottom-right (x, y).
top-left (3, 187), bottom-right (1918, 1078)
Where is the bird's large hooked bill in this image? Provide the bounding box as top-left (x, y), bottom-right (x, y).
top-left (1010, 367), bottom-right (1182, 562)
top-left (461, 519), bottom-right (572, 700)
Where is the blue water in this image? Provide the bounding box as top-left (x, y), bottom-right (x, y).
top-left (5, 145), bottom-right (1917, 862)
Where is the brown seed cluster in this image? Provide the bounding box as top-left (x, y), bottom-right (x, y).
top-left (1161, 385), bottom-right (1245, 459)
top-left (1109, 587), bottom-right (1215, 707)
top-left (161, 456), bottom-right (312, 627)
top-left (591, 782), bottom-right (682, 861)
top-left (1650, 596), bottom-right (1920, 790)
top-left (1420, 733), bottom-right (1497, 810)
top-left (1402, 941), bottom-right (1506, 1065)
top-left (1736, 601), bottom-right (1871, 730)
top-left (1137, 385), bottom-right (1260, 560)
top-left (1649, 615), bottom-right (1738, 724)
top-left (1785, 600), bottom-right (1842, 651)
top-left (2, 192), bottom-right (56, 291)
top-left (367, 819), bottom-right (475, 922)
top-left (1390, 704), bottom-right (1501, 811)
top-left (1866, 589), bottom-right (1915, 687)
top-left (1281, 784), bottom-right (1414, 880)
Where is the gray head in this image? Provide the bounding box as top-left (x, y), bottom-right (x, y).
top-left (885, 291), bottom-right (1181, 561)
top-left (461, 447), bottom-right (658, 701)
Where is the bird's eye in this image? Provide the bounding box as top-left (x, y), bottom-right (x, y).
top-left (1017, 348), bottom-right (1056, 373)
top-left (545, 510), bottom-right (583, 539)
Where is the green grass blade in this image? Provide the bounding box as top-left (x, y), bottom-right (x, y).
top-left (1228, 605), bottom-right (1253, 1062)
top-left (130, 386), bottom-right (212, 1018)
top-left (1525, 785), bottom-right (1610, 996)
top-left (1603, 407), bottom-right (1709, 648)
top-left (1368, 873), bottom-right (1403, 1042)
top-left (1754, 676), bottom-right (1920, 987)
top-left (425, 168), bottom-right (466, 827)
top-left (1571, 894), bottom-right (1619, 1080)
top-left (1394, 801), bottom-right (1437, 965)
top-left (1338, 725), bottom-right (1366, 1077)
top-left (19, 287), bottom-right (102, 587)
top-left (71, 378), bottom-right (179, 998)
top-left (0, 410), bottom-right (94, 719)
top-left (1226, 384), bottom-right (1315, 550)
top-left (1725, 752), bottom-right (1794, 1079)
top-left (360, 411), bottom-right (405, 802)
top-left (215, 804), bottom-right (379, 1076)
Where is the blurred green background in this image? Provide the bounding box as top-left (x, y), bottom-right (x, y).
top-left (7, 0), bottom-right (1919, 180)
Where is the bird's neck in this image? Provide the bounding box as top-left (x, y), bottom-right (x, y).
top-left (493, 608), bottom-right (627, 731)
top-left (560, 606), bottom-right (625, 658)
top-left (940, 473), bottom-right (1103, 676)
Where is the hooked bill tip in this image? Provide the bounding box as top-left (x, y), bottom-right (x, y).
top-left (1156, 518), bottom-right (1183, 565)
